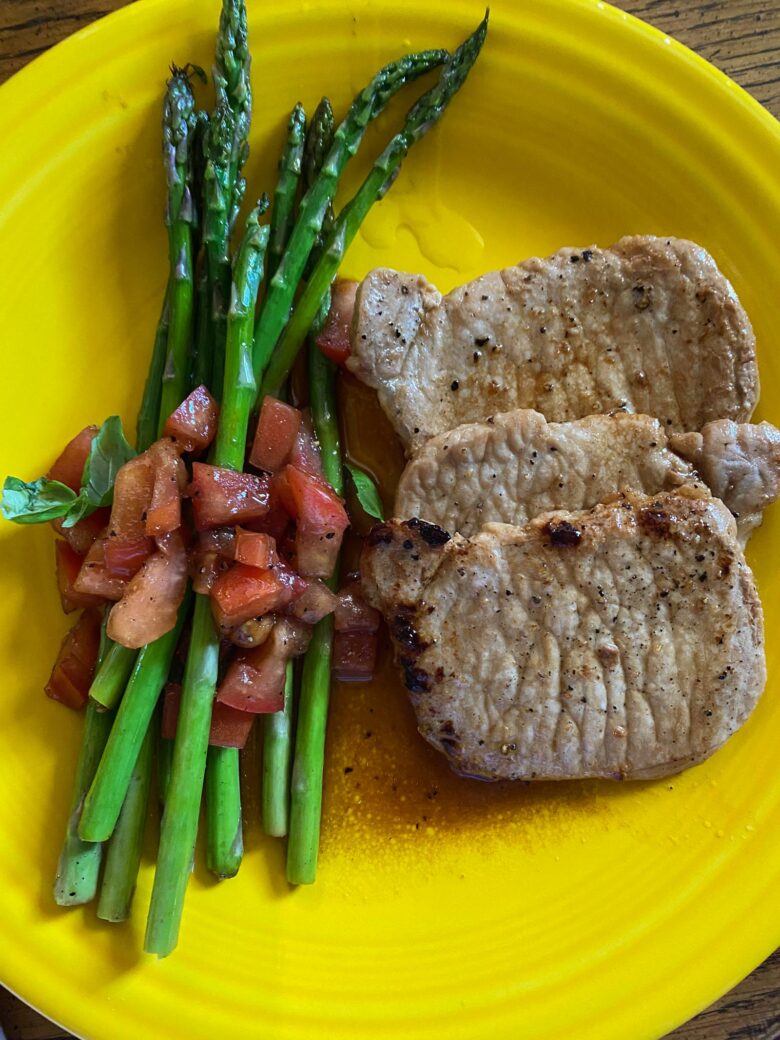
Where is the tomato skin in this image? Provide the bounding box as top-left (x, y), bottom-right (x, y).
top-left (216, 620), bottom-right (310, 714)
top-left (51, 508), bottom-right (109, 556)
top-left (55, 540), bottom-right (104, 613)
top-left (47, 425), bottom-right (99, 491)
top-left (288, 411), bottom-right (324, 478)
top-left (315, 279), bottom-right (358, 365)
top-left (107, 530), bottom-right (188, 648)
top-left (208, 700), bottom-right (257, 748)
top-left (73, 534), bottom-right (127, 601)
top-left (332, 631), bottom-right (378, 683)
top-left (249, 397), bottom-right (302, 473)
top-left (45, 609), bottom-right (102, 709)
top-left (283, 466), bottom-right (349, 578)
top-left (145, 439), bottom-right (187, 536)
top-left (103, 535), bottom-right (155, 579)
top-left (234, 529), bottom-right (278, 570)
top-left (210, 562), bottom-right (304, 631)
top-left (288, 579), bottom-right (338, 624)
top-left (163, 384), bottom-right (219, 453)
top-left (188, 463), bottom-right (270, 530)
top-left (334, 577), bottom-right (381, 633)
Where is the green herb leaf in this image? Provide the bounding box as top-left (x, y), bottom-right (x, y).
top-left (1, 476), bottom-right (76, 524)
top-left (61, 416), bottom-right (135, 527)
top-left (345, 463), bottom-right (384, 521)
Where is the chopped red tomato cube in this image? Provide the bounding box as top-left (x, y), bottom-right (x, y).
top-left (160, 681), bottom-right (182, 741)
top-left (210, 562), bottom-right (304, 631)
top-left (52, 508), bottom-right (109, 556)
top-left (47, 425), bottom-right (99, 491)
top-left (55, 540), bottom-right (104, 613)
top-left (73, 534), bottom-right (127, 601)
top-left (107, 530), bottom-right (188, 648)
top-left (249, 397), bottom-right (301, 473)
top-left (163, 384), bottom-right (219, 454)
top-left (103, 535), bottom-right (154, 579)
top-left (288, 410), bottom-right (324, 478)
top-left (146, 439), bottom-right (187, 536)
top-left (288, 579), bottom-right (338, 624)
top-left (315, 279), bottom-right (357, 366)
top-left (234, 529), bottom-right (278, 570)
top-left (109, 453), bottom-right (155, 542)
top-left (216, 620), bottom-right (310, 713)
top-left (332, 631), bottom-right (377, 683)
top-left (334, 577), bottom-right (381, 633)
top-left (243, 496), bottom-right (291, 542)
top-left (208, 700), bottom-right (256, 749)
top-left (283, 465), bottom-right (349, 578)
top-left (188, 463), bottom-right (270, 530)
top-left (45, 609), bottom-right (102, 709)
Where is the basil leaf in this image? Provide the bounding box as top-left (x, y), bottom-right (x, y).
top-left (80, 415), bottom-right (135, 509)
top-left (345, 463), bottom-right (384, 521)
top-left (1, 476), bottom-right (76, 524)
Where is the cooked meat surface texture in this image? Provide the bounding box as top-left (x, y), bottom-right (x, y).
top-left (395, 410), bottom-right (780, 545)
top-left (671, 420), bottom-right (780, 541)
top-left (347, 236), bottom-right (758, 452)
top-left (361, 489), bottom-right (765, 781)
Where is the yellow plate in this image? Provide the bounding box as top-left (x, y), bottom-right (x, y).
top-left (0, 1), bottom-right (778, 1037)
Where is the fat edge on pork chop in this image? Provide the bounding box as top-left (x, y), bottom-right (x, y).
top-left (361, 488), bottom-right (765, 782)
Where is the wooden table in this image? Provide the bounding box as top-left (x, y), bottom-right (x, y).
top-left (0, 1), bottom-right (778, 1037)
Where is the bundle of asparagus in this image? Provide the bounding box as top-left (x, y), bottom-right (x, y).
top-left (1, 0), bottom-right (488, 956)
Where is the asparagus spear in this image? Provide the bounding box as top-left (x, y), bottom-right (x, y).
top-left (205, 746), bottom-right (243, 878)
top-left (267, 103), bottom-right (306, 281)
top-left (262, 661), bottom-right (295, 836)
top-left (215, 0), bottom-right (251, 229)
top-left (252, 47), bottom-right (447, 380)
top-left (260, 15), bottom-right (488, 400)
top-left (146, 201), bottom-right (270, 957)
top-left (96, 723), bottom-right (153, 922)
top-left (158, 67), bottom-right (199, 426)
top-left (89, 641), bottom-right (137, 710)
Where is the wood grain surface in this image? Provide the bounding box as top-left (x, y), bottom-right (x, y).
top-left (0, 1), bottom-right (778, 1038)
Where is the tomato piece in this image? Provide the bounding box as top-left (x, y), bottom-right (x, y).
top-left (45, 609), bottom-right (102, 709)
top-left (198, 527), bottom-right (237, 558)
top-left (216, 620), bottom-right (310, 714)
top-left (334, 577), bottom-right (381, 633)
top-left (332, 631), bottom-right (377, 683)
top-left (47, 425), bottom-right (99, 491)
top-left (210, 562), bottom-right (304, 631)
top-left (106, 451), bottom-right (155, 581)
top-left (243, 497), bottom-right (291, 542)
top-left (270, 469), bottom-right (296, 518)
top-left (288, 411), bottom-right (324, 478)
top-left (208, 700), bottom-right (257, 749)
top-left (107, 530), bottom-right (188, 648)
top-left (188, 463), bottom-right (270, 530)
top-left (288, 579), bottom-right (338, 624)
top-left (249, 397), bottom-right (301, 473)
top-left (163, 384), bottom-right (219, 454)
top-left (316, 279), bottom-right (358, 366)
top-left (188, 527), bottom-right (236, 594)
top-left (234, 529), bottom-right (278, 569)
top-left (146, 439), bottom-right (187, 536)
top-left (51, 508), bottom-right (108, 556)
top-left (103, 535), bottom-right (154, 579)
top-left (55, 540), bottom-right (103, 613)
top-left (283, 465), bottom-right (349, 578)
top-left (160, 681), bottom-right (181, 741)
top-left (73, 534), bottom-right (127, 601)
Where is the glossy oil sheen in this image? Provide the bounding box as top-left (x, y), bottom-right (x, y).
top-left (0, 1), bottom-right (779, 1038)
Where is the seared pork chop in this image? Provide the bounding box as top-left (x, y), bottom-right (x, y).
top-left (361, 489), bottom-right (765, 781)
top-left (347, 236), bottom-right (758, 452)
top-left (395, 410), bottom-right (780, 545)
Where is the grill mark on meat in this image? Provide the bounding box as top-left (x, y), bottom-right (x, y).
top-left (405, 517), bottom-right (450, 546)
top-left (543, 519), bottom-right (582, 547)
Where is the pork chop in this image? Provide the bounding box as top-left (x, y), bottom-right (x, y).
top-left (361, 488), bottom-right (765, 781)
top-left (395, 410), bottom-right (780, 545)
top-left (347, 236), bottom-right (758, 452)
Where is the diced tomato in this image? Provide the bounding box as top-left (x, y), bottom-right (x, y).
top-left (283, 465), bottom-right (349, 578)
top-left (47, 425), bottom-right (99, 491)
top-left (103, 535), bottom-right (154, 579)
top-left (163, 384), bottom-right (219, 454)
top-left (216, 619), bottom-right (310, 714)
top-left (188, 527), bottom-right (236, 594)
top-left (198, 527), bottom-right (238, 558)
top-left (228, 614), bottom-right (275, 648)
top-left (45, 609), bottom-right (102, 709)
top-left (52, 507), bottom-right (109, 556)
top-left (249, 397), bottom-right (301, 473)
top-left (243, 497), bottom-right (291, 542)
top-left (332, 631), bottom-right (377, 683)
top-left (160, 681), bottom-right (181, 740)
top-left (288, 579), bottom-right (338, 624)
top-left (208, 700), bottom-right (256, 749)
top-left (288, 411), bottom-right (324, 478)
top-left (188, 463), bottom-right (270, 530)
top-left (55, 540), bottom-right (104, 613)
top-left (146, 439), bottom-right (187, 536)
top-left (107, 530), bottom-right (188, 648)
top-left (109, 452), bottom-right (155, 543)
top-left (73, 534), bottom-right (127, 601)
top-left (270, 469), bottom-right (296, 518)
top-left (334, 577), bottom-right (381, 633)
top-left (234, 529), bottom-right (278, 570)
top-left (210, 562), bottom-right (304, 631)
top-left (315, 279), bottom-right (357, 366)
